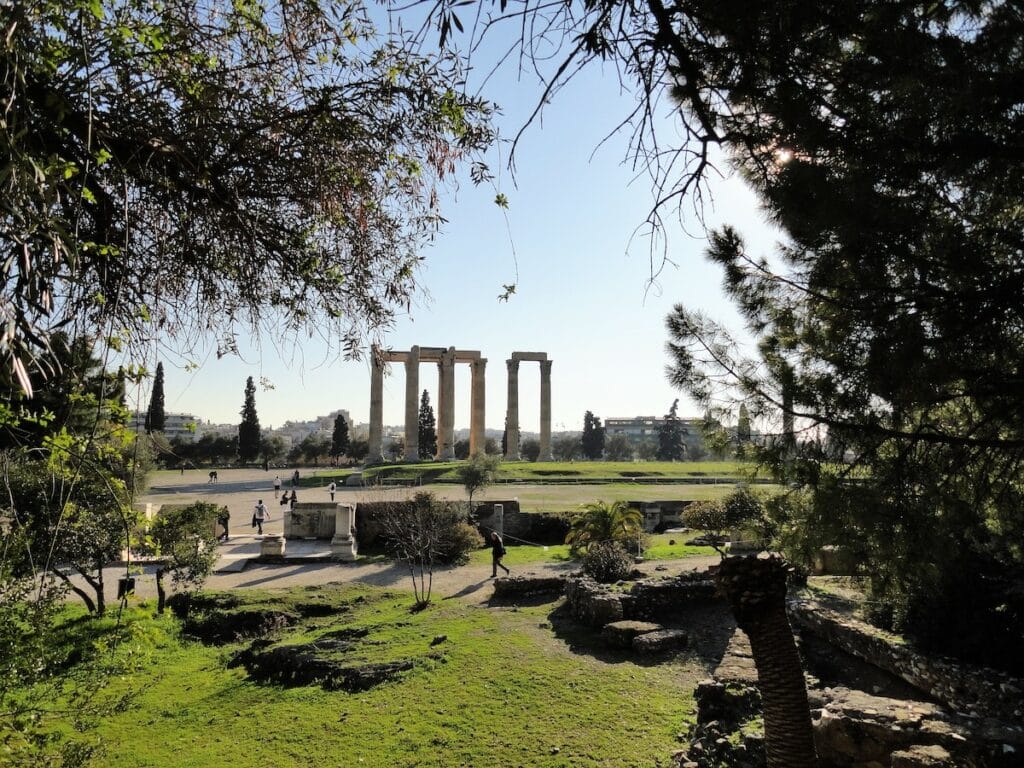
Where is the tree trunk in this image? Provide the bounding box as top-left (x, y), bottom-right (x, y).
top-left (94, 559), bottom-right (106, 617)
top-left (54, 569), bottom-right (96, 614)
top-left (156, 567), bottom-right (167, 614)
top-left (717, 554), bottom-right (817, 768)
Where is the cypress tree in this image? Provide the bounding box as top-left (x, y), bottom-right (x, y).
top-left (737, 404), bottom-right (751, 444)
top-left (238, 376), bottom-right (261, 463)
top-left (417, 390), bottom-right (437, 460)
top-left (580, 410), bottom-right (605, 460)
top-left (331, 413), bottom-right (350, 458)
top-left (145, 362), bottom-right (166, 433)
top-left (656, 399), bottom-right (686, 461)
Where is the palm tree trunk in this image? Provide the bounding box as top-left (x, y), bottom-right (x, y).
top-left (717, 554), bottom-right (817, 768)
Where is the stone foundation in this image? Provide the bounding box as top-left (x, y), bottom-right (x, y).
top-left (491, 575), bottom-right (566, 600)
top-left (676, 623), bottom-right (1024, 768)
top-left (789, 598), bottom-right (1024, 724)
top-left (565, 571), bottom-right (718, 627)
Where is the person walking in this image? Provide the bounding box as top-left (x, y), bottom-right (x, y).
top-left (328, 481), bottom-right (336, 501)
top-left (217, 508), bottom-right (231, 542)
top-left (252, 499), bottom-right (269, 535)
top-left (489, 531), bottom-right (510, 578)
top-left (292, 469), bottom-right (300, 487)
top-left (273, 475), bottom-right (282, 498)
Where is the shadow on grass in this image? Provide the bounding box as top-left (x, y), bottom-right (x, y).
top-left (443, 579), bottom-right (492, 601)
top-left (543, 599), bottom-right (737, 671)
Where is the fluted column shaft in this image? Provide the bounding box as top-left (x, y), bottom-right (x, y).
top-left (368, 349), bottom-right (385, 462)
top-left (470, 358), bottom-right (487, 455)
top-left (505, 359), bottom-right (520, 460)
top-left (439, 347), bottom-right (456, 459)
top-left (403, 346), bottom-right (420, 462)
top-left (539, 359), bottom-right (554, 461)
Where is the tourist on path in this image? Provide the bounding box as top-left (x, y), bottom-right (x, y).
top-left (273, 475), bottom-right (282, 498)
top-left (328, 481), bottom-right (336, 501)
top-left (489, 532), bottom-right (510, 578)
top-left (208, 470), bottom-right (218, 483)
top-left (289, 489), bottom-right (298, 511)
top-left (217, 508), bottom-right (230, 542)
top-left (252, 499), bottom-right (269, 535)
top-left (292, 469), bottom-right (300, 487)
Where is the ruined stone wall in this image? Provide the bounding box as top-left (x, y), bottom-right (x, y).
top-left (789, 599), bottom-right (1024, 725)
top-left (565, 572), bottom-right (718, 627)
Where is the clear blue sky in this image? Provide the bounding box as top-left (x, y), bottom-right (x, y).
top-left (132, 44), bottom-right (781, 433)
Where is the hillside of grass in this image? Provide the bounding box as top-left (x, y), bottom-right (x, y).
top-left (40, 585), bottom-right (704, 768)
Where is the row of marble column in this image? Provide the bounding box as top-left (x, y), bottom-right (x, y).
top-left (367, 346), bottom-right (552, 462)
top-left (503, 356), bottom-right (554, 462)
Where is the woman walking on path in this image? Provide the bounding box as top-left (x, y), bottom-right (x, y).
top-left (489, 532), bottom-right (510, 578)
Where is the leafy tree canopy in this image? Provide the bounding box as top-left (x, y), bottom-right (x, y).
top-left (2, 0), bottom-right (494, 389)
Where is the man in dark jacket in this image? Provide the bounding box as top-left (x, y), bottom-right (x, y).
top-left (490, 531), bottom-right (510, 578)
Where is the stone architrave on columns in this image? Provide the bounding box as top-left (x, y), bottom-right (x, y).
top-left (368, 348), bottom-right (385, 462)
top-left (539, 359), bottom-right (554, 461)
top-left (439, 347), bottom-right (457, 460)
top-left (470, 358), bottom-right (487, 456)
top-left (403, 346), bottom-right (420, 462)
top-left (505, 358), bottom-right (521, 460)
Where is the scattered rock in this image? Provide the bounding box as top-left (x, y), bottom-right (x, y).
top-left (633, 629), bottom-right (688, 654)
top-left (184, 609), bottom-right (299, 644)
top-left (430, 635), bottom-right (447, 647)
top-left (231, 641), bottom-right (413, 692)
top-left (601, 620), bottom-right (662, 648)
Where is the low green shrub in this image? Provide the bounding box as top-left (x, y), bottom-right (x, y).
top-left (582, 541), bottom-right (633, 583)
top-left (438, 521), bottom-right (484, 565)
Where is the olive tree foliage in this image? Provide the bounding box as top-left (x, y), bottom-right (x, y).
top-left (456, 452), bottom-right (499, 516)
top-left (378, 492), bottom-right (470, 609)
top-left (684, 486), bottom-right (765, 555)
top-left (2, 0), bottom-right (494, 391)
top-left (147, 502), bottom-right (221, 615)
top-left (5, 455), bottom-right (135, 617)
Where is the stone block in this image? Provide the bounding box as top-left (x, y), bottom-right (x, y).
top-left (492, 576), bottom-right (565, 599)
top-left (587, 594), bottom-right (624, 627)
top-left (632, 628), bottom-right (688, 654)
top-left (601, 620), bottom-right (662, 648)
top-left (890, 745), bottom-right (953, 767)
top-left (260, 536), bottom-right (285, 557)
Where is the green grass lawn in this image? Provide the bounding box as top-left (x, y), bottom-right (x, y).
top-left (466, 534), bottom-right (717, 567)
top-left (310, 459), bottom-right (758, 486)
top-left (45, 585), bottom-right (701, 768)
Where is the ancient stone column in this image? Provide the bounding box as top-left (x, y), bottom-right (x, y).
top-left (470, 358), bottom-right (487, 455)
top-left (330, 504), bottom-right (358, 561)
top-left (403, 346), bottom-right (420, 462)
top-left (435, 357), bottom-right (447, 459)
top-left (368, 349), bottom-right (385, 462)
top-left (539, 359), bottom-right (554, 461)
top-left (439, 347), bottom-right (456, 459)
top-left (505, 359), bottom-right (520, 460)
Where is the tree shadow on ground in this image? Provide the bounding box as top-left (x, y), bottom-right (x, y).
top-left (544, 599), bottom-right (737, 672)
top-left (443, 579), bottom-right (492, 600)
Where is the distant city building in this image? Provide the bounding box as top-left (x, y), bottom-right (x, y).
top-left (129, 411), bottom-right (198, 442)
top-left (272, 409), bottom-right (352, 446)
top-left (605, 415), bottom-right (709, 457)
top-left (604, 416), bottom-right (668, 444)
